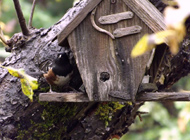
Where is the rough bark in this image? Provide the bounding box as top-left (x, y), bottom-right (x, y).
top-left (0, 28), bottom-right (65, 139)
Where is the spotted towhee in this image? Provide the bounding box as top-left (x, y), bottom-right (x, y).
top-left (43, 53), bottom-right (73, 91)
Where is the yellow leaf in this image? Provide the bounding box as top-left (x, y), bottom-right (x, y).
top-left (131, 34), bottom-right (155, 58)
top-left (19, 69), bottom-right (38, 90)
top-left (20, 79), bottom-right (34, 102)
top-left (164, 24), bottom-right (185, 55)
top-left (0, 22), bottom-right (5, 30)
top-left (0, 35), bottom-right (9, 45)
top-left (1, 66), bottom-right (38, 101)
top-left (162, 0), bottom-right (178, 6)
top-left (167, 34), bottom-right (179, 55)
top-left (131, 22), bottom-right (186, 58)
top-left (153, 30), bottom-right (175, 44)
top-left (131, 0), bottom-right (188, 58)
top-left (26, 76), bottom-right (38, 90)
top-left (0, 25), bottom-right (8, 46)
top-left (174, 23), bottom-right (186, 42)
top-left (1, 66), bottom-right (23, 78)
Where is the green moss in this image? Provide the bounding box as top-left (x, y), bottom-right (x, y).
top-left (38, 84), bottom-right (67, 93)
top-left (38, 86), bottom-right (50, 92)
top-left (95, 102), bottom-right (125, 127)
top-left (17, 102), bottom-right (77, 140)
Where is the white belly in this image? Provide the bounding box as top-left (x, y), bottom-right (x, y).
top-left (53, 73), bottom-right (72, 86)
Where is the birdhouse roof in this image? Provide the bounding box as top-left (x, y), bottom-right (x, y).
top-left (58, 0), bottom-right (166, 45)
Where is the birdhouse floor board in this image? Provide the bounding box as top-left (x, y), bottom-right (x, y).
top-left (39, 92), bottom-right (190, 102)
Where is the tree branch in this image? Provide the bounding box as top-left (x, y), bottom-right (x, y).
top-left (28, 0), bottom-right (37, 28)
top-left (109, 91), bottom-right (190, 101)
top-left (13, 0), bottom-right (30, 36)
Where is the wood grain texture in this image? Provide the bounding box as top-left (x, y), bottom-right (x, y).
top-left (39, 92), bottom-right (89, 102)
top-left (113, 25), bottom-right (142, 38)
top-left (122, 0), bottom-right (166, 32)
top-left (58, 0), bottom-right (102, 45)
top-left (68, 0), bottom-right (154, 101)
top-left (98, 11), bottom-right (133, 24)
top-left (109, 91), bottom-right (190, 101)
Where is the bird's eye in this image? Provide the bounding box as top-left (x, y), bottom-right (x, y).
top-left (58, 54), bottom-right (62, 58)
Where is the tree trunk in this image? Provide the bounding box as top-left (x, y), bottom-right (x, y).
top-left (0, 0), bottom-right (190, 139)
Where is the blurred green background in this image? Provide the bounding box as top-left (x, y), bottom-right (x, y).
top-left (0, 0), bottom-right (74, 61)
top-left (1, 0), bottom-right (190, 140)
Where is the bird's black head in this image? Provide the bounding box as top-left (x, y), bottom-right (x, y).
top-left (54, 53), bottom-right (70, 66)
top-left (52, 53), bottom-right (73, 77)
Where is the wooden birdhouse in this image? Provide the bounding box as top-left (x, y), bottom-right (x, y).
top-left (40, 0), bottom-right (166, 102)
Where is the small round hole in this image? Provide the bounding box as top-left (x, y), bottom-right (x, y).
top-left (100, 72), bottom-right (110, 82)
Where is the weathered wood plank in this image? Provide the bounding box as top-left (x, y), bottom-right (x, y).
top-left (109, 91), bottom-right (190, 101)
top-left (39, 92), bottom-right (89, 102)
top-left (39, 91), bottom-right (190, 102)
top-left (113, 25), bottom-right (142, 38)
top-left (98, 11), bottom-right (133, 24)
top-left (122, 0), bottom-right (166, 32)
top-left (58, 0), bottom-right (102, 45)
